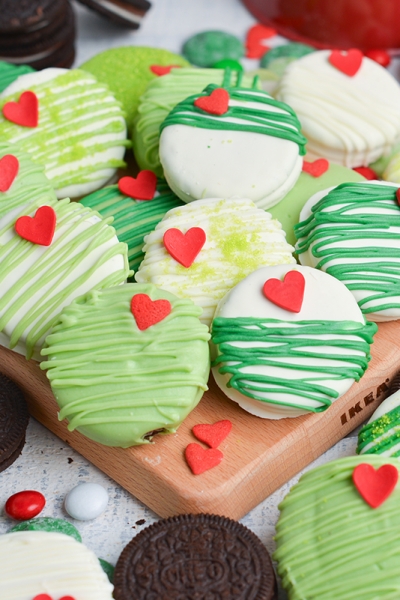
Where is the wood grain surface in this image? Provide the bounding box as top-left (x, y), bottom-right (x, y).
top-left (1, 320), bottom-right (399, 519)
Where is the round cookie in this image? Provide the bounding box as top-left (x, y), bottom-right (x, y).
top-left (75, 0), bottom-right (151, 28)
top-left (182, 30), bottom-right (244, 67)
top-left (80, 177), bottom-right (184, 274)
top-left (114, 513), bottom-right (277, 600)
top-left (274, 456), bottom-right (400, 600)
top-left (0, 68), bottom-right (129, 198)
top-left (80, 47), bottom-right (190, 133)
top-left (276, 50), bottom-right (400, 168)
top-left (295, 181), bottom-right (400, 322)
top-left (0, 373), bottom-right (29, 472)
top-left (0, 0), bottom-right (76, 70)
top-left (10, 516), bottom-right (82, 542)
top-left (357, 374), bottom-right (400, 458)
top-left (0, 144), bottom-right (130, 360)
top-left (133, 67), bottom-right (258, 177)
top-left (269, 160), bottom-right (365, 246)
top-left (40, 283), bottom-right (210, 447)
top-left (211, 264), bottom-right (377, 419)
top-left (0, 530), bottom-right (114, 599)
top-left (135, 197), bottom-right (295, 327)
top-left (159, 76), bottom-right (306, 209)
top-left (0, 61), bottom-right (35, 93)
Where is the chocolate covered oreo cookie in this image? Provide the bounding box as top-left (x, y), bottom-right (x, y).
top-left (113, 513), bottom-right (277, 599)
top-left (0, 0), bottom-right (76, 70)
top-left (76, 0), bottom-right (151, 29)
top-left (0, 374), bottom-right (30, 472)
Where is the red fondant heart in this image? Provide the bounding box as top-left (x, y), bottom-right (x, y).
top-left (3, 90), bottom-right (39, 127)
top-left (396, 188), bottom-right (400, 206)
top-left (353, 166), bottom-right (378, 180)
top-left (150, 64), bottom-right (181, 76)
top-left (163, 227), bottom-right (206, 268)
top-left (245, 24), bottom-right (276, 58)
top-left (194, 88), bottom-right (229, 116)
top-left (185, 443), bottom-right (223, 475)
top-left (118, 171), bottom-right (157, 201)
top-left (263, 270), bottom-right (305, 313)
top-left (0, 154), bottom-right (19, 192)
top-left (33, 596), bottom-right (76, 600)
top-left (15, 205), bottom-right (56, 246)
top-left (353, 463), bottom-right (398, 508)
top-left (131, 293), bottom-right (171, 331)
top-left (328, 49), bottom-right (363, 76)
top-left (192, 420), bottom-right (232, 449)
top-left (302, 159), bottom-right (329, 178)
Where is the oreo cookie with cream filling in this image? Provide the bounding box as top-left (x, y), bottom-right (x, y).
top-left (76, 0), bottom-right (151, 29)
top-left (113, 513), bottom-right (278, 599)
top-left (0, 373), bottom-right (30, 472)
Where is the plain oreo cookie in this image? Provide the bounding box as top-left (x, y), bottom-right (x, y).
top-left (0, 374), bottom-right (30, 472)
top-left (0, 0), bottom-right (76, 70)
top-left (76, 0), bottom-right (151, 29)
top-left (113, 513), bottom-right (278, 600)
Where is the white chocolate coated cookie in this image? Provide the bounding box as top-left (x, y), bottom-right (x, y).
top-left (276, 50), bottom-right (400, 168)
top-left (211, 264), bottom-right (376, 419)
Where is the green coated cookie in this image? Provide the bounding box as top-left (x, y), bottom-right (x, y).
top-left (80, 47), bottom-right (190, 133)
top-left (261, 43), bottom-right (315, 76)
top-left (99, 558), bottom-right (115, 583)
top-left (182, 31), bottom-right (244, 68)
top-left (0, 61), bottom-right (35, 93)
top-left (10, 517), bottom-right (82, 542)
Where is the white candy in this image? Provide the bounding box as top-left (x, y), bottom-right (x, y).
top-left (64, 482), bottom-right (109, 521)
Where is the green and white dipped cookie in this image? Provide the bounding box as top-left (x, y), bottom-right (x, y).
top-left (0, 68), bottom-right (129, 198)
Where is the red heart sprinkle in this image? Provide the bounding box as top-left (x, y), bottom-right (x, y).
top-left (131, 293), bottom-right (171, 331)
top-left (5, 490), bottom-right (45, 520)
top-left (396, 189), bottom-right (400, 205)
top-left (192, 420), bottom-right (232, 449)
top-left (246, 24), bottom-right (277, 58)
top-left (263, 270), bottom-right (305, 313)
top-left (33, 596), bottom-right (76, 600)
top-left (185, 443), bottom-right (223, 475)
top-left (15, 205), bottom-right (56, 246)
top-left (0, 154), bottom-right (19, 192)
top-left (353, 463), bottom-right (398, 508)
top-left (3, 90), bottom-right (39, 127)
top-left (194, 88), bottom-right (229, 116)
top-left (328, 48), bottom-right (363, 77)
top-left (150, 64), bottom-right (182, 76)
top-left (353, 166), bottom-right (378, 180)
top-left (302, 159), bottom-right (329, 178)
top-left (118, 171), bottom-right (157, 201)
top-left (163, 227), bottom-right (206, 268)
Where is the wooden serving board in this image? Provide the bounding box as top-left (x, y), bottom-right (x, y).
top-left (1, 321), bottom-right (400, 520)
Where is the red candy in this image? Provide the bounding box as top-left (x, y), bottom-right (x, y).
top-left (5, 490), bottom-right (45, 520)
top-left (118, 170), bottom-right (157, 201)
top-left (0, 154), bottom-right (19, 192)
top-left (15, 205), bottom-right (56, 246)
top-left (364, 49), bottom-right (391, 68)
top-left (328, 48), bottom-right (363, 77)
top-left (353, 166), bottom-right (378, 180)
top-left (131, 293), bottom-right (171, 331)
top-left (302, 158), bottom-right (329, 178)
top-left (263, 270), bottom-right (305, 313)
top-left (185, 443), bottom-right (223, 475)
top-left (352, 463), bottom-right (398, 508)
top-left (194, 88), bottom-right (229, 115)
top-left (2, 90), bottom-right (39, 127)
top-left (192, 420), bottom-right (232, 449)
top-left (33, 595), bottom-right (76, 600)
top-left (245, 24), bottom-right (277, 59)
top-left (163, 227), bottom-right (206, 268)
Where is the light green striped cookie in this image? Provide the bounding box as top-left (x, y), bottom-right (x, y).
top-left (0, 68), bottom-right (129, 198)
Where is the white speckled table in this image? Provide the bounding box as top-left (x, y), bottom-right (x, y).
top-left (0, 1), bottom-right (390, 597)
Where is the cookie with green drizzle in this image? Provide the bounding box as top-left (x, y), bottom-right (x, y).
top-left (0, 142), bottom-right (130, 360)
top-left (296, 181), bottom-right (400, 322)
top-left (0, 67), bottom-right (129, 198)
top-left (135, 197), bottom-right (295, 327)
top-left (211, 264), bottom-right (377, 419)
top-left (274, 456), bottom-right (400, 600)
top-left (80, 175), bottom-right (184, 274)
top-left (158, 70), bottom-right (306, 210)
top-left (40, 283), bottom-right (210, 447)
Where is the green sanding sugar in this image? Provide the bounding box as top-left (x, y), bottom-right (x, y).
top-left (10, 517), bottom-right (82, 542)
top-left (183, 31), bottom-right (244, 67)
top-left (80, 47), bottom-right (189, 132)
top-left (0, 61), bottom-right (35, 93)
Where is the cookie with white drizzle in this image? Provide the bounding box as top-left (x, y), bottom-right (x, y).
top-left (295, 181), bottom-right (400, 322)
top-left (211, 264), bottom-right (377, 419)
top-left (159, 70), bottom-right (306, 210)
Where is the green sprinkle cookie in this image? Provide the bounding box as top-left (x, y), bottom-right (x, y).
top-left (10, 517), bottom-right (82, 542)
top-left (80, 47), bottom-right (189, 133)
top-left (182, 30), bottom-right (244, 67)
